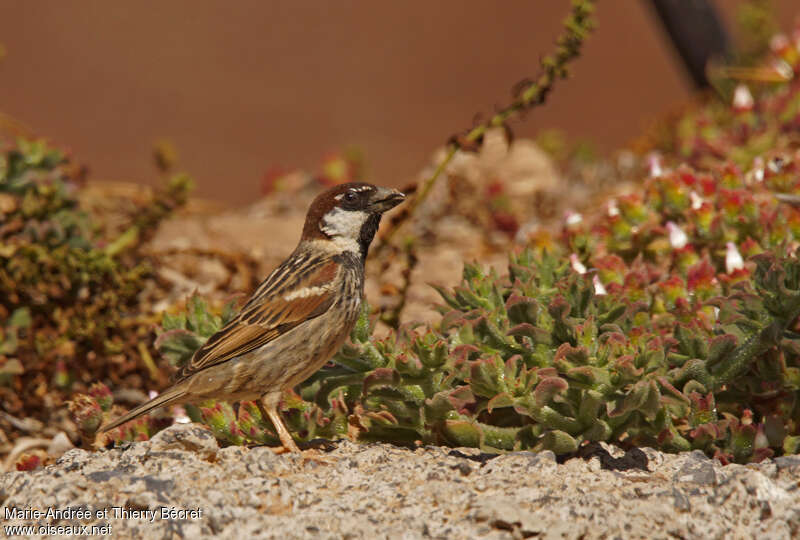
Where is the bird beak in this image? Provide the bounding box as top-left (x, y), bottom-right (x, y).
top-left (367, 187), bottom-right (405, 213)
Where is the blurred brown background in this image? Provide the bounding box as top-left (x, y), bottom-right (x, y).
top-left (0, 1), bottom-right (796, 204)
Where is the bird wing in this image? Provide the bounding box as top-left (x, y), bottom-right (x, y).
top-left (173, 255), bottom-right (340, 381)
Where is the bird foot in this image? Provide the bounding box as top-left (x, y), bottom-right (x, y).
top-left (298, 448), bottom-right (334, 465)
top-left (267, 445), bottom-right (293, 455)
top-left (267, 445), bottom-right (331, 464)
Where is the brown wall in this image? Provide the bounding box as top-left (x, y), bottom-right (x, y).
top-left (0, 1), bottom-right (797, 204)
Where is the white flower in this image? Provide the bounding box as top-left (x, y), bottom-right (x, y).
top-left (647, 153), bottom-right (663, 178)
top-left (666, 221), bottom-right (688, 249)
top-left (570, 253), bottom-right (587, 274)
top-left (725, 242), bottom-right (744, 273)
top-left (689, 191), bottom-right (703, 210)
top-left (607, 199), bottom-right (620, 217)
top-left (592, 275), bottom-right (607, 295)
top-left (565, 211), bottom-right (583, 227)
top-left (172, 406), bottom-right (191, 424)
top-left (771, 59), bottom-right (793, 81)
top-left (767, 156), bottom-right (785, 173)
top-left (751, 157), bottom-right (765, 183)
top-left (732, 84), bottom-right (754, 111)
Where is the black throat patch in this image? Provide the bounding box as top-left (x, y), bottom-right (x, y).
top-left (358, 213), bottom-right (382, 260)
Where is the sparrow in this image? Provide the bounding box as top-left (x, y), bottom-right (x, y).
top-left (101, 182), bottom-right (405, 452)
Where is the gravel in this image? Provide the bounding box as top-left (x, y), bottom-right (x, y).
top-left (1, 424), bottom-right (799, 539)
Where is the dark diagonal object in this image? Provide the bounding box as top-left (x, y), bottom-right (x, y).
top-left (648, 0), bottom-right (732, 88)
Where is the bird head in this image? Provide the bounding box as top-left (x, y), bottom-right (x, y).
top-left (301, 182), bottom-right (405, 257)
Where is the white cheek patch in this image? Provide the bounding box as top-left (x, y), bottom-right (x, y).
top-left (320, 207), bottom-right (368, 239)
top-left (318, 207), bottom-right (370, 253)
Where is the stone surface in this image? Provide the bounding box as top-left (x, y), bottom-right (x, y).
top-left (45, 432), bottom-right (75, 460)
top-left (1, 425), bottom-right (799, 539)
top-left (147, 424), bottom-right (219, 460)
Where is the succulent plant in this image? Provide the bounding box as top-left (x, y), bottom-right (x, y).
top-left (68, 381), bottom-right (169, 445)
top-left (147, 239), bottom-right (799, 462)
top-left (1, 137), bottom-right (191, 440)
top-left (14, 453), bottom-right (42, 472)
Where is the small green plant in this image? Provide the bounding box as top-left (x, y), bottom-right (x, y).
top-left (68, 381), bottom-right (169, 444)
top-left (1, 137), bottom-right (191, 435)
top-left (136, 236), bottom-right (799, 463)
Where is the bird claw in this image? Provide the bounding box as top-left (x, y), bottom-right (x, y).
top-left (298, 448), bottom-right (334, 465)
top-left (267, 445), bottom-right (293, 455)
top-left (267, 444), bottom-right (332, 464)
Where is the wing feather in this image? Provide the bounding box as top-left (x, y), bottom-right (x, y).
top-left (173, 255), bottom-right (339, 381)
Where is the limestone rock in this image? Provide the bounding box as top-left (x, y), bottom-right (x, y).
top-left (2, 439), bottom-right (798, 539)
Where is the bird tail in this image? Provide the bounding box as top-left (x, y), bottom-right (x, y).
top-left (100, 385), bottom-right (187, 433)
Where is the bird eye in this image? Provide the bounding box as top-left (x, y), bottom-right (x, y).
top-left (344, 191), bottom-right (357, 203)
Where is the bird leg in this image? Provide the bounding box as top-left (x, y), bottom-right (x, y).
top-left (257, 397), bottom-right (300, 454)
top-left (257, 395), bottom-right (333, 464)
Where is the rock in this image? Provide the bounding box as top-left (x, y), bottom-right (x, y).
top-left (1, 440), bottom-right (799, 538)
top-left (55, 448), bottom-right (90, 470)
top-left (147, 423), bottom-right (219, 459)
top-left (472, 496), bottom-right (541, 537)
top-left (673, 450), bottom-right (717, 485)
top-left (672, 487), bottom-right (691, 512)
top-left (481, 451), bottom-right (556, 476)
top-left (46, 432), bottom-right (75, 459)
top-left (775, 455), bottom-right (800, 471)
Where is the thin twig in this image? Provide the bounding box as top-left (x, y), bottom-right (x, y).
top-left (374, 0), bottom-right (596, 255)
